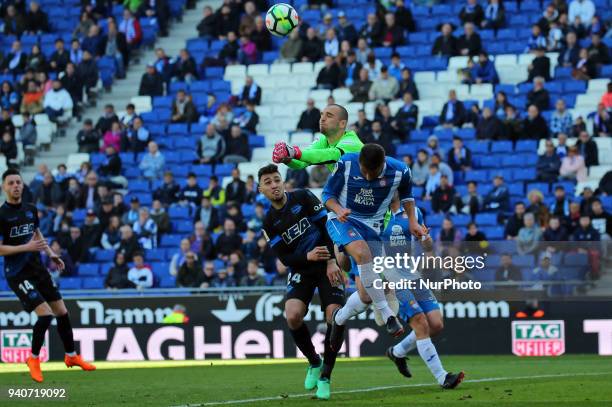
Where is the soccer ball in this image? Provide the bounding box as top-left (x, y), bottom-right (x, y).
top-left (265, 3), bottom-right (299, 37)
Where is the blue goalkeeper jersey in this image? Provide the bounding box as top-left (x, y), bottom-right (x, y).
top-left (322, 153), bottom-right (414, 233)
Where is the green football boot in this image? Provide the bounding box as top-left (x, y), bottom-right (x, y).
top-left (315, 378), bottom-right (331, 400)
top-left (304, 362), bottom-right (322, 390)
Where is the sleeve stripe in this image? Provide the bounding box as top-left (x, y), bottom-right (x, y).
top-left (269, 236), bottom-right (282, 247)
top-left (310, 210), bottom-right (328, 222)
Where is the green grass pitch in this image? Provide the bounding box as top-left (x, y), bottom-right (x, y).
top-left (0, 355), bottom-right (611, 406)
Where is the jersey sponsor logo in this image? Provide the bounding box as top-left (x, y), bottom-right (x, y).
top-left (352, 176), bottom-right (364, 180)
top-left (313, 203), bottom-right (324, 212)
top-left (281, 217), bottom-right (311, 245)
top-left (512, 320), bottom-right (565, 357)
top-left (9, 223), bottom-right (35, 238)
top-left (354, 188), bottom-right (375, 206)
top-left (290, 205), bottom-right (302, 215)
top-left (389, 224), bottom-right (407, 247)
top-left (1, 330), bottom-right (49, 363)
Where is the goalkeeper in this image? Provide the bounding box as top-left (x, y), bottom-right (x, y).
top-left (272, 104), bottom-right (363, 170)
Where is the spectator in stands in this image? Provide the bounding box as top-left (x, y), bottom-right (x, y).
top-left (82, 24), bottom-right (103, 57)
top-left (316, 55), bottom-right (341, 90)
top-left (381, 13), bottom-right (404, 47)
top-left (528, 47), bottom-right (552, 82)
top-left (431, 175), bottom-right (456, 214)
top-left (78, 51), bottom-right (100, 103)
top-left (216, 218), bottom-right (243, 261)
top-left (96, 104), bottom-right (119, 134)
top-left (439, 89), bottom-right (466, 128)
top-left (139, 141), bottom-right (165, 180)
top-left (351, 109), bottom-right (371, 136)
top-left (139, 63), bottom-right (164, 97)
top-left (495, 253), bottom-right (522, 284)
top-left (133, 207), bottom-right (158, 250)
top-left (151, 171), bottom-right (177, 207)
top-left (362, 120), bottom-right (395, 155)
top-left (560, 145), bottom-right (588, 182)
top-left (0, 81), bottom-right (19, 112)
top-left (568, 0), bottom-right (595, 27)
top-left (169, 238), bottom-right (192, 277)
top-left (271, 259), bottom-right (289, 286)
top-left (573, 47), bottom-right (597, 80)
top-left (105, 252), bottom-right (135, 289)
top-left (575, 130), bottom-right (599, 167)
top-left (458, 22), bottom-right (482, 57)
top-left (430, 152), bottom-right (453, 184)
top-left (24, 47), bottom-right (46, 77)
top-left (353, 38), bottom-right (370, 66)
top-left (437, 217), bottom-right (462, 244)
top-left (33, 171), bottom-right (63, 208)
top-left (61, 63), bottom-right (83, 118)
top-left (432, 23), bottom-right (458, 57)
top-left (460, 0), bottom-right (485, 26)
top-left (176, 252), bottom-right (204, 287)
top-left (48, 39), bottom-right (69, 74)
top-left (410, 149), bottom-right (429, 187)
top-left (150, 199), bottom-right (170, 235)
top-left (237, 35), bottom-right (257, 65)
top-left (296, 99), bottom-right (320, 132)
top-left (153, 48), bottom-right (172, 86)
top-left (81, 208), bottom-right (102, 250)
top-left (591, 199), bottom-right (611, 250)
top-left (539, 4), bottom-right (559, 33)
top-left (323, 28), bottom-right (339, 57)
top-left (587, 33), bottom-right (610, 65)
top-left (570, 115), bottom-right (588, 138)
top-left (558, 31), bottom-right (580, 67)
top-left (74, 11), bottom-right (95, 39)
top-left (536, 140), bottom-right (561, 182)
top-left (18, 112), bottom-right (36, 149)
top-left (359, 13), bottom-right (383, 47)
top-left (581, 186), bottom-right (597, 215)
top-left (476, 107), bottom-right (504, 140)
top-left (241, 260), bottom-right (265, 286)
top-left (0, 109), bottom-right (14, 138)
top-left (203, 175), bottom-right (225, 206)
top-left (517, 212), bottom-right (542, 255)
top-left (593, 103), bottom-right (611, 137)
top-left (2, 41), bottom-right (26, 75)
top-left (601, 82), bottom-right (612, 109)
top-left (119, 8), bottom-right (142, 55)
top-left (447, 136), bottom-right (472, 171)
top-left (550, 186), bottom-right (571, 219)
top-left (523, 105), bottom-right (550, 139)
top-left (238, 76), bottom-right (261, 106)
top-left (101, 121), bottom-right (122, 152)
top-left (197, 5), bottom-right (216, 38)
top-left (70, 39), bottom-right (84, 65)
top-left (122, 116), bottom-right (150, 155)
top-left (547, 21), bottom-right (563, 51)
top-left (20, 81), bottom-right (43, 115)
top-left (59, 226), bottom-right (85, 265)
top-left (527, 188), bottom-right (550, 227)
top-left (369, 66), bottom-right (399, 103)
top-left (101, 18), bottom-right (128, 78)
top-left (24, 1), bottom-right (47, 33)
top-left (195, 195), bottom-right (220, 232)
top-left (226, 168), bottom-right (246, 205)
top-left (177, 172), bottom-right (202, 208)
top-left (101, 212), bottom-right (122, 249)
top-left (572, 214), bottom-right (600, 243)
top-left (335, 11), bottom-right (358, 46)
top-left (279, 29), bottom-right (302, 63)
top-left (483, 175), bottom-right (510, 212)
top-left (455, 180), bottom-right (483, 216)
top-left (395, 68), bottom-right (418, 100)
top-left (212, 268), bottom-right (236, 288)
top-left (170, 90), bottom-right (198, 124)
top-left (350, 68), bottom-right (372, 103)
top-left (127, 252), bottom-right (153, 289)
top-left (463, 222), bottom-right (488, 252)
top-left (482, 0), bottom-right (505, 29)
top-left (526, 77), bottom-right (550, 112)
top-left (172, 49), bottom-right (198, 83)
top-left (393, 92), bottom-right (418, 136)
top-left (0, 131), bottom-right (17, 168)
top-left (122, 196), bottom-right (141, 226)
top-left (555, 132), bottom-right (569, 158)
top-left (543, 215), bottom-right (569, 244)
top-left (118, 224), bottom-right (141, 261)
top-left (424, 163), bottom-right (442, 199)
top-left (299, 27), bottom-right (323, 62)
top-left (43, 80), bottom-right (73, 123)
top-left (249, 14), bottom-right (270, 51)
top-left (223, 125), bottom-right (250, 163)
top-left (98, 145), bottom-right (122, 178)
top-left (197, 123), bottom-right (226, 164)
top-left (471, 51), bottom-right (499, 84)
top-left (550, 99), bottom-right (573, 136)
top-left (504, 202), bottom-right (525, 239)
top-left (3, 5), bottom-right (26, 36)
top-left (525, 24), bottom-right (547, 53)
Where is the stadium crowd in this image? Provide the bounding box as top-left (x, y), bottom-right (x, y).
top-left (1, 0), bottom-right (612, 292)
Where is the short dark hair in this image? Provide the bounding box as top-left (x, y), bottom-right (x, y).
top-left (2, 168), bottom-right (21, 181)
top-left (210, 175), bottom-right (218, 182)
top-left (467, 222), bottom-right (477, 228)
top-left (359, 143), bottom-right (386, 171)
top-left (328, 103), bottom-right (348, 122)
top-left (133, 251), bottom-right (144, 259)
top-left (258, 164), bottom-right (280, 181)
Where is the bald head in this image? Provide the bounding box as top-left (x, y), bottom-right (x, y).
top-left (319, 104), bottom-right (348, 137)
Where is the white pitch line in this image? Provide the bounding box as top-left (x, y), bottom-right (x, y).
top-left (170, 371), bottom-right (612, 407)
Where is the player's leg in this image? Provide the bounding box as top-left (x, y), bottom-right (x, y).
top-left (333, 258), bottom-right (371, 326)
top-left (394, 305), bottom-right (444, 358)
top-left (47, 299), bottom-right (94, 370)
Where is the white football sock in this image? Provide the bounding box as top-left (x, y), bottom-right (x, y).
top-left (335, 291), bottom-right (369, 326)
top-left (392, 330), bottom-right (417, 358)
top-left (416, 337), bottom-right (447, 385)
top-left (66, 351), bottom-right (76, 357)
top-left (358, 262), bottom-right (394, 321)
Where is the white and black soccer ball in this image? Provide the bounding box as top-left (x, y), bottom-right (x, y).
top-left (265, 3), bottom-right (299, 37)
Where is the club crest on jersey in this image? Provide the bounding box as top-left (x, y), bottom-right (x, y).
top-left (281, 217), bottom-right (311, 244)
top-left (290, 205), bottom-right (302, 214)
top-left (380, 179), bottom-right (386, 187)
top-left (25, 211), bottom-right (34, 219)
top-left (9, 223), bottom-right (35, 238)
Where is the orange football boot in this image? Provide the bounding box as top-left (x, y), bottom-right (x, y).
top-left (26, 356), bottom-right (43, 383)
top-left (65, 354), bottom-right (96, 371)
top-left (533, 309), bottom-right (545, 318)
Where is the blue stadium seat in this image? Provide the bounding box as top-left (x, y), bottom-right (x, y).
top-left (78, 263), bottom-right (99, 276)
top-left (174, 220), bottom-right (194, 234)
top-left (169, 206), bottom-right (191, 219)
top-left (466, 141), bottom-right (489, 154)
top-left (205, 67), bottom-right (224, 79)
top-left (215, 163), bottom-right (235, 176)
top-left (59, 277), bottom-right (82, 290)
top-left (475, 213), bottom-right (498, 226)
top-left (526, 182), bottom-right (550, 194)
top-left (464, 170), bottom-right (488, 183)
top-left (192, 165), bottom-right (214, 177)
top-left (145, 249), bottom-right (166, 262)
top-left (451, 215), bottom-right (471, 227)
top-left (483, 226), bottom-right (504, 240)
top-left (456, 128), bottom-right (476, 139)
top-left (495, 84), bottom-right (516, 95)
top-left (508, 182), bottom-right (525, 196)
top-left (564, 253), bottom-right (589, 267)
top-left (513, 255), bottom-right (535, 267)
top-left (159, 275), bottom-right (176, 288)
top-left (513, 168), bottom-right (537, 181)
top-left (515, 140), bottom-right (537, 152)
top-left (160, 234), bottom-right (184, 248)
top-left (82, 277), bottom-right (105, 289)
top-left (427, 214), bottom-right (445, 227)
top-left (130, 180), bottom-right (150, 192)
top-left (396, 144), bottom-right (416, 157)
top-left (478, 155), bottom-right (498, 168)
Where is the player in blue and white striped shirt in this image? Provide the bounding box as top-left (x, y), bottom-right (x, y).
top-left (322, 144), bottom-right (427, 348)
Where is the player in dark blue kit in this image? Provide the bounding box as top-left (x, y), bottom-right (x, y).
top-left (0, 169), bottom-right (96, 382)
top-left (259, 164), bottom-right (345, 400)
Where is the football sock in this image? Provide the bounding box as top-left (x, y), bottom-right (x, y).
top-left (335, 291), bottom-right (368, 325)
top-left (290, 323), bottom-right (321, 367)
top-left (416, 338), bottom-right (447, 385)
top-left (32, 315), bottom-right (53, 357)
top-left (358, 262), bottom-right (394, 321)
top-left (393, 331), bottom-right (417, 358)
top-left (321, 323), bottom-right (342, 380)
top-left (56, 313), bottom-right (76, 354)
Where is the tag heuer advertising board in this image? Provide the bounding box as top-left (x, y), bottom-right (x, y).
top-left (1, 329), bottom-right (49, 363)
top-left (512, 320), bottom-right (565, 356)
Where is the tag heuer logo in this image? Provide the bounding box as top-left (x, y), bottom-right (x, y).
top-left (511, 320), bottom-right (565, 357)
top-left (1, 329), bottom-right (49, 363)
